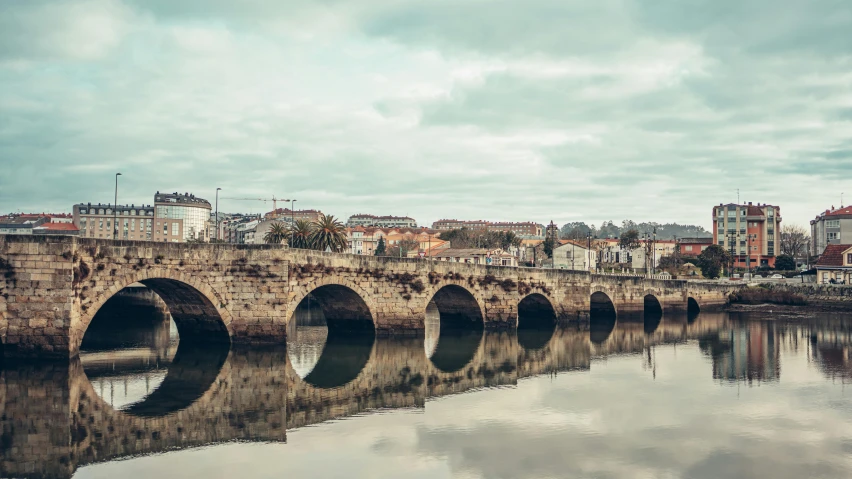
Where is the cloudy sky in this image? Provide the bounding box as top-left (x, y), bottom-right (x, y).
top-left (1, 0), bottom-right (850, 229)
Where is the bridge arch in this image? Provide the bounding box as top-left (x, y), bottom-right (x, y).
top-left (687, 297), bottom-right (701, 315)
top-left (517, 293), bottom-right (557, 350)
top-left (286, 279), bottom-right (376, 334)
top-left (426, 284), bottom-right (484, 330)
top-left (643, 293), bottom-right (663, 315)
top-left (76, 270), bottom-right (233, 353)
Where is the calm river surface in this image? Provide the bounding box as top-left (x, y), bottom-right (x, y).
top-left (2, 304), bottom-right (852, 478)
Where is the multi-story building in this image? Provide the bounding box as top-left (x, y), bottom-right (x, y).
top-left (810, 205), bottom-right (852, 256)
top-left (264, 208), bottom-right (322, 223)
top-left (152, 192), bottom-right (212, 242)
top-left (73, 204), bottom-right (155, 240)
top-left (712, 202), bottom-right (781, 269)
top-left (73, 192), bottom-right (211, 243)
top-left (431, 219), bottom-right (545, 238)
top-left (0, 214), bottom-right (49, 235)
top-left (223, 215), bottom-right (261, 244)
top-left (346, 214), bottom-right (417, 228)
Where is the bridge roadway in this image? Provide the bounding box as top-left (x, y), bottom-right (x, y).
top-left (1, 314), bottom-right (743, 478)
top-left (0, 236), bottom-right (738, 359)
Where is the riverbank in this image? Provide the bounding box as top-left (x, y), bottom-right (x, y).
top-left (728, 283), bottom-right (852, 311)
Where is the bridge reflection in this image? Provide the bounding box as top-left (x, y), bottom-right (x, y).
top-left (2, 313), bottom-right (852, 478)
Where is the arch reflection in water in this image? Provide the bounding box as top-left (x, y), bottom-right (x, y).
top-left (517, 293), bottom-right (557, 351)
top-left (643, 295), bottom-right (664, 334)
top-left (590, 291), bottom-right (617, 344)
top-left (82, 340), bottom-right (230, 417)
top-left (425, 301), bottom-right (483, 373)
top-left (287, 291), bottom-right (375, 389)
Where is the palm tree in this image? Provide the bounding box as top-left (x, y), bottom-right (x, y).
top-left (263, 222), bottom-right (289, 245)
top-left (309, 213), bottom-right (348, 252)
top-left (290, 219), bottom-right (313, 249)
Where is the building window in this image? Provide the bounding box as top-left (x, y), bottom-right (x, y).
top-left (827, 220), bottom-right (840, 228)
top-left (172, 222), bottom-right (179, 236)
top-left (828, 232), bottom-right (839, 241)
top-left (847, 253), bottom-right (852, 264)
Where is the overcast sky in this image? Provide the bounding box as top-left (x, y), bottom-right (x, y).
top-left (1, 0), bottom-right (850, 229)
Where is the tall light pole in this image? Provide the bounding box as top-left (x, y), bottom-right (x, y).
top-left (652, 227), bottom-right (657, 276)
top-left (215, 187), bottom-right (221, 242)
top-left (113, 173), bottom-right (121, 240)
top-left (290, 199), bottom-right (296, 248)
top-left (587, 231), bottom-right (592, 271)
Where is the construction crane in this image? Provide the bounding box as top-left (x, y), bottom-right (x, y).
top-left (222, 195), bottom-right (291, 213)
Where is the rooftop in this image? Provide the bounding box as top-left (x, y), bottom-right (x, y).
top-left (34, 223), bottom-right (79, 231)
top-left (155, 192), bottom-right (211, 207)
top-left (816, 244), bottom-right (852, 267)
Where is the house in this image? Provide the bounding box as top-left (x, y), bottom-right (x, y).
top-left (814, 244), bottom-right (852, 284)
top-left (552, 241), bottom-right (595, 270)
top-left (429, 248), bottom-right (518, 267)
top-left (678, 237), bottom-right (713, 256)
top-left (810, 205), bottom-right (852, 256)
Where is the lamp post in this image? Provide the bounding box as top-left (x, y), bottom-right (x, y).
top-left (587, 231), bottom-right (592, 271)
top-left (652, 227), bottom-right (657, 276)
top-left (113, 173), bottom-right (121, 240)
top-left (215, 187), bottom-right (221, 242)
top-left (290, 199), bottom-right (296, 248)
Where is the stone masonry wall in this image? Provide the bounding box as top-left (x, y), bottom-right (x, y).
top-left (0, 237), bottom-right (738, 359)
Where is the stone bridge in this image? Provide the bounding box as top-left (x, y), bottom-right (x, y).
top-left (0, 315), bottom-right (735, 478)
top-left (0, 236), bottom-right (739, 359)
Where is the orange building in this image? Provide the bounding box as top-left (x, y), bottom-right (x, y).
top-left (712, 202), bottom-right (781, 269)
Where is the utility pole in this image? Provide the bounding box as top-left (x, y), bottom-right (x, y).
top-left (652, 227), bottom-right (657, 276)
top-left (113, 173), bottom-right (121, 240)
top-left (290, 199), bottom-right (296, 248)
top-left (215, 187), bottom-right (221, 242)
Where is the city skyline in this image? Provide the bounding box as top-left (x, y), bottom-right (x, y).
top-left (1, 0), bottom-right (850, 230)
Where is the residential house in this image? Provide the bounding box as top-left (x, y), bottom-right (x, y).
top-left (679, 237), bottom-right (713, 256)
top-left (814, 244), bottom-right (852, 284)
top-left (552, 241), bottom-right (595, 270)
top-left (429, 248), bottom-right (517, 267)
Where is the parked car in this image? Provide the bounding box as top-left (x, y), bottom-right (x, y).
top-left (770, 274), bottom-right (784, 279)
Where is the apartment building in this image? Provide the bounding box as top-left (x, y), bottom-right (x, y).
top-left (346, 214), bottom-right (417, 228)
top-left (73, 191), bottom-right (212, 242)
top-left (431, 219), bottom-right (544, 237)
top-left (810, 205), bottom-right (852, 256)
top-left (712, 202), bottom-right (781, 268)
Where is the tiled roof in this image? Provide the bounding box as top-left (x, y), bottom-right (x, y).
top-left (816, 244), bottom-right (852, 267)
top-left (35, 223), bottom-right (79, 231)
top-left (826, 206), bottom-right (852, 216)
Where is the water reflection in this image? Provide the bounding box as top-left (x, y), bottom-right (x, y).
top-left (3, 309), bottom-right (852, 478)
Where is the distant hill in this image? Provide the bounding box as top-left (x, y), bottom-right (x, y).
top-left (560, 220), bottom-right (712, 240)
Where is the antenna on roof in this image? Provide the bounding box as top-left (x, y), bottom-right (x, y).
top-left (842, 192), bottom-right (845, 208)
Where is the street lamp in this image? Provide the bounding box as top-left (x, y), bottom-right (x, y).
top-left (113, 173), bottom-right (121, 240)
top-left (652, 227), bottom-right (657, 276)
top-left (290, 199), bottom-right (296, 248)
top-left (215, 187), bottom-right (221, 242)
top-left (587, 231), bottom-right (592, 271)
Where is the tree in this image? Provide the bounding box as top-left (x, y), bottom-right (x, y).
top-left (263, 222), bottom-right (289, 244)
top-left (696, 245), bottom-right (730, 279)
top-left (775, 254), bottom-right (796, 271)
top-left (543, 236), bottom-right (555, 258)
top-left (658, 255), bottom-right (680, 273)
top-left (398, 238), bottom-right (420, 257)
top-left (780, 224), bottom-right (810, 258)
top-left (309, 214), bottom-right (348, 252)
top-left (290, 220), bottom-right (313, 249)
top-left (374, 237), bottom-right (386, 255)
top-left (618, 229), bottom-right (641, 252)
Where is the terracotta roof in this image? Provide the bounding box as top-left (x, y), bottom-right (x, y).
top-left (746, 205), bottom-right (765, 216)
top-left (35, 223), bottom-right (79, 231)
top-left (816, 244), bottom-right (852, 267)
top-left (826, 206), bottom-right (852, 216)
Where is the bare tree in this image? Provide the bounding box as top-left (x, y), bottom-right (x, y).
top-left (780, 224), bottom-right (810, 258)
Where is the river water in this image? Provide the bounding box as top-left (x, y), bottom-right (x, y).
top-left (2, 303), bottom-right (852, 478)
